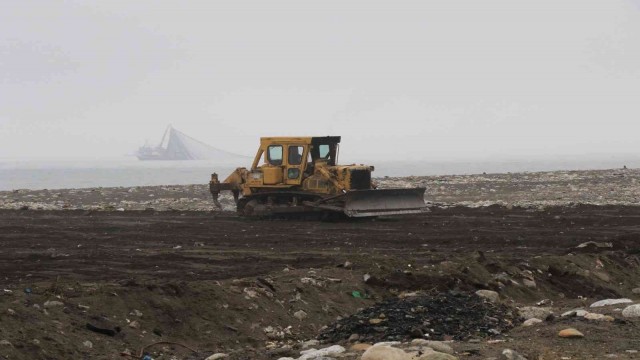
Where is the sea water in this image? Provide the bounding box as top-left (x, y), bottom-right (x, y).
top-left (1, 156), bottom-right (638, 191)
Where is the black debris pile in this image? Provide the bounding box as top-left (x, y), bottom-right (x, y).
top-left (319, 291), bottom-right (521, 343)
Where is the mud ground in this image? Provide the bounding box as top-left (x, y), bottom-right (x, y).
top-left (1, 205), bottom-right (640, 359)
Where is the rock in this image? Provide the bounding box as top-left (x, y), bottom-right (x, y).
top-left (361, 346), bottom-right (410, 360)
top-left (522, 279), bottom-right (537, 288)
top-left (0, 340), bottom-right (13, 347)
top-left (502, 349), bottom-right (527, 360)
top-left (584, 313), bottom-right (614, 321)
top-left (411, 339), bottom-right (430, 345)
top-left (294, 310), bottom-right (308, 321)
top-left (299, 345), bottom-right (346, 360)
top-left (369, 318), bottom-right (384, 325)
top-left (622, 304), bottom-right (640, 318)
top-left (590, 298), bottom-right (633, 308)
top-left (417, 352), bottom-right (458, 360)
top-left (129, 309), bottom-right (143, 317)
top-left (44, 300), bottom-right (64, 308)
top-left (128, 321), bottom-right (140, 329)
top-left (475, 290), bottom-right (500, 303)
top-left (561, 309), bottom-right (588, 317)
top-left (632, 288), bottom-right (640, 295)
top-left (205, 354), bottom-right (229, 360)
top-left (267, 346), bottom-right (294, 357)
top-left (6, 308), bottom-right (16, 316)
top-left (347, 334), bottom-right (360, 342)
top-left (576, 241), bottom-right (613, 249)
top-left (416, 341), bottom-right (454, 355)
top-left (558, 328), bottom-right (584, 338)
top-left (518, 307), bottom-right (553, 320)
top-left (372, 341), bottom-right (401, 347)
top-left (83, 340), bottom-right (93, 349)
top-left (351, 343), bottom-right (373, 351)
top-left (593, 271), bottom-right (611, 282)
top-left (301, 340), bottom-right (320, 349)
top-left (522, 318), bottom-right (543, 327)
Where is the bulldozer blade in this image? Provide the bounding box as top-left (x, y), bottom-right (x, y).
top-left (341, 188), bottom-right (427, 217)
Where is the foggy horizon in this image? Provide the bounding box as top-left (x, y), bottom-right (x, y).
top-left (2, 0), bottom-right (640, 162)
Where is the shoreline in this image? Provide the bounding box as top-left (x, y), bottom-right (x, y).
top-left (2, 168), bottom-right (639, 211)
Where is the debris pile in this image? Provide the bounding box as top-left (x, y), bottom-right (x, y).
top-left (319, 292), bottom-right (521, 343)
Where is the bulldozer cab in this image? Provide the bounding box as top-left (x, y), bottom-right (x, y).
top-left (251, 136), bottom-right (340, 186)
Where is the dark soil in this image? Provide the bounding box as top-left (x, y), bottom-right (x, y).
top-left (1, 205), bottom-right (640, 359)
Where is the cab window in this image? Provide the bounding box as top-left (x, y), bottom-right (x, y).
top-left (288, 146), bottom-right (304, 165)
top-left (267, 145), bottom-right (283, 165)
top-left (319, 144), bottom-right (330, 159)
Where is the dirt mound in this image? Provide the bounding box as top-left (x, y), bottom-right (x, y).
top-left (319, 292), bottom-right (521, 343)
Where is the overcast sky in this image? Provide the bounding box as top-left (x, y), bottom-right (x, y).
top-left (1, 0), bottom-right (639, 162)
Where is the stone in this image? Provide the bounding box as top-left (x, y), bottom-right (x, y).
top-left (576, 241), bottom-right (613, 249)
top-left (361, 346), bottom-right (410, 360)
top-left (6, 308), bottom-right (16, 316)
top-left (558, 328), bottom-right (584, 338)
top-left (347, 333), bottom-right (360, 342)
top-left (622, 304), bottom-right (640, 318)
top-left (373, 341), bottom-right (401, 347)
top-left (518, 307), bottom-right (553, 320)
top-left (502, 349), bottom-right (528, 360)
top-left (0, 340), bottom-right (12, 347)
top-left (267, 346), bottom-right (294, 357)
top-left (593, 271), bottom-right (611, 282)
top-left (44, 300), bottom-right (64, 308)
top-left (632, 288), bottom-right (640, 295)
top-left (205, 354), bottom-right (229, 360)
top-left (584, 313), bottom-right (614, 321)
top-left (417, 352), bottom-right (458, 360)
top-left (129, 309), bottom-right (143, 317)
top-left (128, 320), bottom-right (140, 329)
top-left (418, 341), bottom-right (454, 355)
top-left (522, 318), bottom-right (543, 327)
top-left (590, 298), bottom-right (633, 308)
top-left (301, 340), bottom-right (320, 349)
top-left (475, 290), bottom-right (499, 303)
top-left (561, 309), bottom-right (588, 317)
top-left (299, 345), bottom-right (345, 360)
top-left (522, 279), bottom-right (537, 288)
top-left (83, 340), bottom-right (93, 349)
top-left (411, 339), bottom-right (430, 345)
top-left (369, 318), bottom-right (384, 325)
top-left (351, 343), bottom-right (373, 351)
top-left (294, 310), bottom-right (308, 321)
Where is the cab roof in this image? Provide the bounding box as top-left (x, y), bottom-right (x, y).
top-left (259, 136), bottom-right (341, 145)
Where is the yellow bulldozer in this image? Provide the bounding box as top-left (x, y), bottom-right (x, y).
top-left (209, 136), bottom-right (426, 218)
